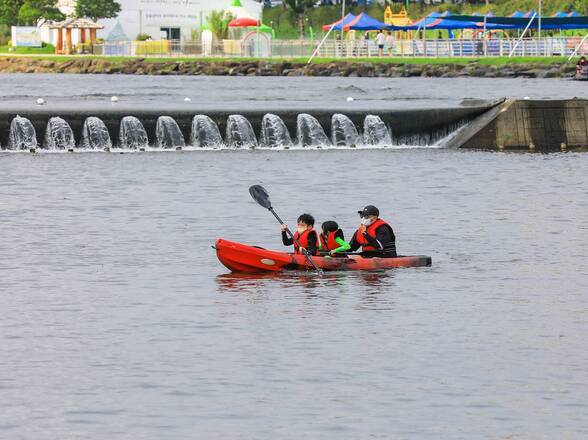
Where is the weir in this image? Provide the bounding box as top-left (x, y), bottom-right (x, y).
top-left (0, 103), bottom-right (494, 151)
top-left (446, 99), bottom-right (588, 150)
top-left (1, 100), bottom-right (585, 151)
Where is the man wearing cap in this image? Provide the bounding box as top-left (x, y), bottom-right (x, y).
top-left (349, 205), bottom-right (397, 258)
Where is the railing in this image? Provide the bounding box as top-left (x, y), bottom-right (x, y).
top-left (316, 37), bottom-right (588, 58)
top-left (91, 37), bottom-right (588, 59)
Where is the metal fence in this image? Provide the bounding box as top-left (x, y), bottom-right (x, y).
top-left (91, 39), bottom-right (317, 58)
top-left (316, 37), bottom-right (588, 58)
top-left (91, 37), bottom-right (588, 59)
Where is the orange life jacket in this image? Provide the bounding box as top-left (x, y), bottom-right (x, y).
top-left (293, 229), bottom-right (319, 255)
top-left (355, 219), bottom-right (391, 252)
top-left (320, 231), bottom-right (340, 251)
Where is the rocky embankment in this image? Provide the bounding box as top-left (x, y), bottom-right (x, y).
top-left (0, 57), bottom-right (578, 78)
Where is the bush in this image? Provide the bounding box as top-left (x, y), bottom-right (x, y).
top-left (136, 33), bottom-right (152, 41)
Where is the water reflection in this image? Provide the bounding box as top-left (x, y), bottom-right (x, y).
top-left (216, 270), bottom-right (397, 310)
top-left (353, 271), bottom-right (398, 311)
top-left (215, 272), bottom-right (330, 293)
top-left (215, 272), bottom-right (279, 292)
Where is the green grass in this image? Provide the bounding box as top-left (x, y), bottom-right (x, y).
top-left (0, 44), bottom-right (55, 54)
top-left (0, 54), bottom-right (570, 65)
top-left (307, 56), bottom-right (569, 65)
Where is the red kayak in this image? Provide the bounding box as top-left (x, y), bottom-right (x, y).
top-left (215, 238), bottom-right (432, 273)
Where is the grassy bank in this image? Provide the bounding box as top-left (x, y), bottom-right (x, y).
top-left (0, 54), bottom-right (571, 65)
top-left (0, 45), bottom-right (55, 54)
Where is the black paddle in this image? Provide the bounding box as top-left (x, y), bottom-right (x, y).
top-left (249, 185), bottom-right (323, 274)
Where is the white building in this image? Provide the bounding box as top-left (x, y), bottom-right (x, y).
top-left (57, 0), bottom-right (262, 42)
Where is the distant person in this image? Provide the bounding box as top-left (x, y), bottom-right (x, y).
top-left (437, 30), bottom-right (443, 40)
top-left (475, 30), bottom-right (484, 55)
top-left (385, 31), bottom-right (395, 56)
top-left (375, 30), bottom-right (385, 57)
top-left (363, 31), bottom-right (370, 56)
top-left (349, 205), bottom-right (397, 258)
top-left (319, 221), bottom-right (351, 256)
top-left (577, 56), bottom-right (588, 79)
top-left (281, 213), bottom-right (319, 256)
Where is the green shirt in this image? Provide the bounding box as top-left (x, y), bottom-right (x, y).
top-left (319, 236), bottom-right (351, 254)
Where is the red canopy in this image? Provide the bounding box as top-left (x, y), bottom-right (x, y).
top-left (228, 18), bottom-right (260, 27)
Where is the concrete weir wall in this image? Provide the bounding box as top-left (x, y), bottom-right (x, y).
top-left (448, 99), bottom-right (588, 150)
top-left (0, 105), bottom-right (493, 147)
top-left (2, 100), bottom-right (586, 150)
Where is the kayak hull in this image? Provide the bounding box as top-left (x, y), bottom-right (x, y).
top-left (215, 238), bottom-right (432, 273)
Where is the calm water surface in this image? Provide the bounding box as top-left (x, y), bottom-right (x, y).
top-left (0, 74), bottom-right (583, 110)
top-left (1, 148), bottom-right (587, 439)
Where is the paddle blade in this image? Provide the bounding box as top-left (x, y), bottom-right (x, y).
top-left (249, 185), bottom-right (272, 209)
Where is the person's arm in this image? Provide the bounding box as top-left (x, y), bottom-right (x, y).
top-left (331, 237), bottom-right (351, 254)
top-left (305, 231), bottom-right (318, 255)
top-left (348, 231), bottom-right (361, 252)
top-left (282, 230), bottom-right (293, 246)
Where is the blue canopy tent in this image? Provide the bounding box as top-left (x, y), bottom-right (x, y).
top-left (509, 11), bottom-right (536, 18)
top-left (341, 12), bottom-right (390, 31)
top-left (427, 11), bottom-right (451, 18)
top-left (472, 12), bottom-right (495, 18)
top-left (553, 12), bottom-right (580, 18)
top-left (322, 13), bottom-right (389, 32)
top-left (321, 13), bottom-right (356, 31)
top-left (446, 14), bottom-right (588, 30)
top-left (312, 12), bottom-right (389, 64)
top-left (392, 11), bottom-right (508, 32)
top-left (397, 17), bottom-right (483, 31)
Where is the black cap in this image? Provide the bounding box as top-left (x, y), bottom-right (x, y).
top-left (358, 205), bottom-right (379, 217)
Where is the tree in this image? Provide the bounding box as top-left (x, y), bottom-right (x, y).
top-left (18, 0), bottom-right (63, 25)
top-left (0, 0), bottom-right (24, 25)
top-left (75, 0), bottom-right (121, 22)
top-left (207, 10), bottom-right (234, 40)
top-left (284, 0), bottom-right (315, 38)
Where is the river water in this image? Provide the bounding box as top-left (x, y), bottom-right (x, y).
top-left (0, 74), bottom-right (583, 110)
top-left (1, 75), bottom-right (588, 439)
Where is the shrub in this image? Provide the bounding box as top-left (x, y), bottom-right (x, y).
top-left (136, 33), bottom-right (152, 41)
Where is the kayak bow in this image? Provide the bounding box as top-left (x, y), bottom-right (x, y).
top-left (215, 239), bottom-right (432, 273)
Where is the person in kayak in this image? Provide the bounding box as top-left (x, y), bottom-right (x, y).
top-left (319, 220), bottom-right (351, 256)
top-left (349, 205), bottom-right (397, 258)
top-left (281, 213), bottom-right (319, 256)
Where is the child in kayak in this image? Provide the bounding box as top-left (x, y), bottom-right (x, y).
top-left (281, 213), bottom-right (319, 256)
top-left (319, 220), bottom-right (351, 256)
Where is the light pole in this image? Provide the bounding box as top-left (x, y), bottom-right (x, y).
top-left (257, 1), bottom-right (263, 58)
top-left (340, 0), bottom-right (346, 41)
top-left (538, 0), bottom-right (542, 39)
